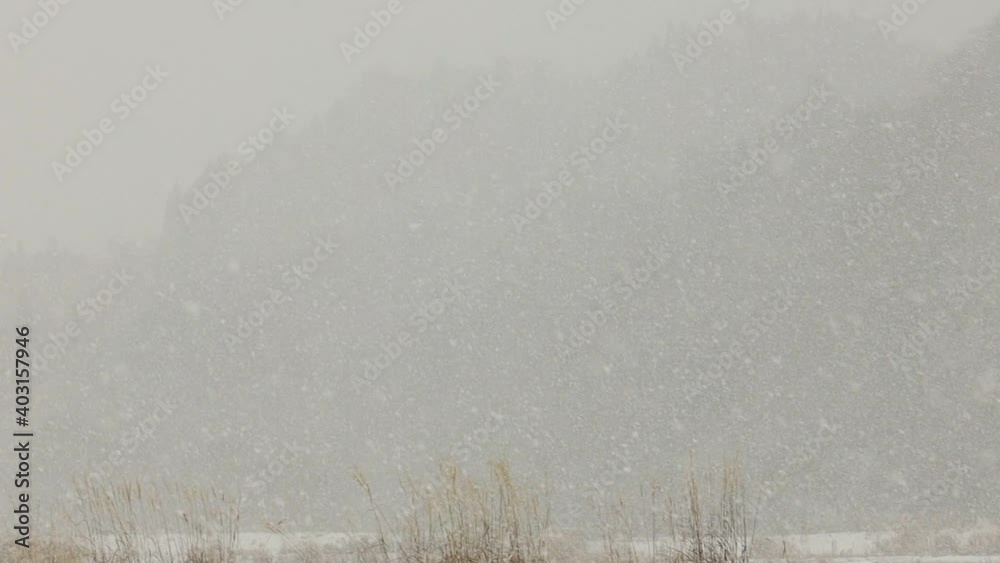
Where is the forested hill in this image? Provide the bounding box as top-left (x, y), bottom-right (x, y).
top-left (3, 12), bottom-right (998, 533)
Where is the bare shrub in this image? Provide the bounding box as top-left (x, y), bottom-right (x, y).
top-left (72, 479), bottom-right (239, 563)
top-left (966, 529), bottom-right (1000, 555)
top-left (749, 537), bottom-right (794, 560)
top-left (598, 497), bottom-right (641, 563)
top-left (0, 539), bottom-right (87, 563)
top-left (594, 457), bottom-right (755, 563)
top-left (351, 460), bottom-right (552, 562)
top-left (667, 458), bottom-right (754, 563)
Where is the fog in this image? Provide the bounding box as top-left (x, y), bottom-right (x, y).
top-left (2, 0), bottom-right (997, 251)
top-left (1, 0), bottom-right (998, 556)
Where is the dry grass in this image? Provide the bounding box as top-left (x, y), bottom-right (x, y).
top-left (967, 530), bottom-right (1000, 555)
top-left (750, 537), bottom-right (794, 560)
top-left (0, 539), bottom-right (87, 563)
top-left (15, 459), bottom-right (993, 562)
top-left (595, 457), bottom-right (755, 563)
top-left (9, 458), bottom-right (755, 562)
top-left (671, 459), bottom-right (754, 563)
top-left (877, 518), bottom-right (1000, 557)
top-left (348, 460), bottom-right (553, 562)
top-left (337, 457), bottom-right (754, 563)
top-left (71, 479), bottom-right (239, 562)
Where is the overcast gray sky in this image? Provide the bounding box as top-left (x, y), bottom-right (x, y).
top-left (3, 0), bottom-right (998, 252)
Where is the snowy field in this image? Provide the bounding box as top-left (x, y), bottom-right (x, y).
top-left (228, 527), bottom-right (1000, 561)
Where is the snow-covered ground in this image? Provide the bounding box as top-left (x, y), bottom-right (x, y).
top-left (229, 525), bottom-right (1000, 561)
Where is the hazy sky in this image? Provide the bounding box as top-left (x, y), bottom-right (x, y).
top-left (3, 0), bottom-right (998, 252)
